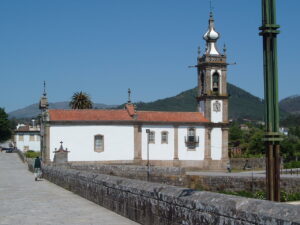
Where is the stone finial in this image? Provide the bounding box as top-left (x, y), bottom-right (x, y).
top-left (128, 88), bottom-right (131, 104)
top-left (223, 43), bottom-right (227, 54)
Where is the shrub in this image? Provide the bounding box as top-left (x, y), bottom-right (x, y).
top-left (284, 161), bottom-right (300, 169)
top-left (25, 150), bottom-right (40, 158)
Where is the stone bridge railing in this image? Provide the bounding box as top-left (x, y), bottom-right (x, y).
top-left (41, 165), bottom-right (300, 225)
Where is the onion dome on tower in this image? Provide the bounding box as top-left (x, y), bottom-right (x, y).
top-left (203, 12), bottom-right (221, 55)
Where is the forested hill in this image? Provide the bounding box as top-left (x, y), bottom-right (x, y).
top-left (130, 83), bottom-right (282, 121)
top-left (279, 95), bottom-right (300, 114)
top-left (10, 83), bottom-right (290, 121)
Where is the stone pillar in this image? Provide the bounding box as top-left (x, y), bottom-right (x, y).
top-left (221, 127), bottom-right (229, 168)
top-left (44, 124), bottom-right (51, 164)
top-left (134, 125), bottom-right (142, 164)
top-left (173, 126), bottom-right (180, 167)
top-left (204, 128), bottom-right (212, 169)
top-left (223, 99), bottom-right (228, 123)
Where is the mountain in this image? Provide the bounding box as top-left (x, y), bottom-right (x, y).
top-left (279, 95), bottom-right (300, 114)
top-left (9, 84), bottom-right (290, 121)
top-left (127, 83), bottom-right (266, 121)
top-left (8, 102), bottom-right (116, 119)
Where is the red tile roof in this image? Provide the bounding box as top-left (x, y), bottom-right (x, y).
top-left (49, 108), bottom-right (209, 123)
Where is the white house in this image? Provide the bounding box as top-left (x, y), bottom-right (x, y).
top-left (39, 12), bottom-right (229, 170)
top-left (14, 124), bottom-right (41, 152)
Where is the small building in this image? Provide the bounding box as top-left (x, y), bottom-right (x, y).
top-left (14, 124), bottom-right (41, 152)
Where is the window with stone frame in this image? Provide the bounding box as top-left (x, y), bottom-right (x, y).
top-left (185, 127), bottom-right (199, 150)
top-left (187, 128), bottom-right (196, 142)
top-left (161, 131), bottom-right (168, 144)
top-left (19, 135), bottom-right (24, 141)
top-left (149, 131), bottom-right (155, 144)
top-left (29, 134), bottom-right (35, 141)
top-left (94, 134), bottom-right (104, 152)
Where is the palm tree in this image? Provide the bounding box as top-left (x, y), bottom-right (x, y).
top-left (69, 91), bottom-right (93, 109)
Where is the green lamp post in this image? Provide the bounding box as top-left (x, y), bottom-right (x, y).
top-left (259, 0), bottom-right (281, 201)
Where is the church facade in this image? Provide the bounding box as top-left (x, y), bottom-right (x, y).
top-left (40, 13), bottom-right (229, 170)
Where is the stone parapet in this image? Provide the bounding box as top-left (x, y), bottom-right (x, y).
top-left (42, 166), bottom-right (300, 225)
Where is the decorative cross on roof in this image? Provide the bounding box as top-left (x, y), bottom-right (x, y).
top-left (210, 0), bottom-right (214, 14)
top-left (128, 88), bottom-right (131, 104)
top-left (43, 81), bottom-right (47, 96)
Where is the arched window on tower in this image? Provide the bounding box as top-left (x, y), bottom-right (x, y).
top-left (212, 72), bottom-right (220, 94)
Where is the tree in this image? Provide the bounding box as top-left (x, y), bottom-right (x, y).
top-left (0, 108), bottom-right (12, 142)
top-left (229, 123), bottom-right (243, 147)
top-left (69, 91), bottom-right (93, 109)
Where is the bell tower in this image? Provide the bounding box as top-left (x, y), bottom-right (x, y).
top-left (197, 12), bottom-right (228, 124)
top-left (196, 12), bottom-right (229, 169)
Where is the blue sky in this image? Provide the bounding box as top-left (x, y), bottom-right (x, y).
top-left (0, 0), bottom-right (299, 112)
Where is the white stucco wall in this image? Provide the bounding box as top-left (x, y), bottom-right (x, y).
top-left (178, 126), bottom-right (205, 160)
top-left (49, 125), bottom-right (134, 162)
top-left (211, 128), bottom-right (222, 160)
top-left (15, 134), bottom-right (40, 152)
top-left (199, 101), bottom-right (205, 114)
top-left (141, 125), bottom-right (174, 160)
top-left (211, 100), bottom-right (223, 123)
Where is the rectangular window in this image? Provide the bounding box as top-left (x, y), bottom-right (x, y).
top-left (19, 135), bottom-right (24, 141)
top-left (161, 131), bottom-right (168, 144)
top-left (94, 135), bottom-right (104, 152)
top-left (36, 135), bottom-right (40, 141)
top-left (188, 128), bottom-right (196, 142)
top-left (185, 127), bottom-right (198, 150)
top-left (29, 134), bottom-right (35, 141)
top-left (149, 131), bottom-right (155, 144)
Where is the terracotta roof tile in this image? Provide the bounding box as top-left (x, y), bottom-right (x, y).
top-left (16, 125), bottom-right (30, 132)
top-left (49, 109), bottom-right (209, 123)
top-left (136, 111), bottom-right (209, 123)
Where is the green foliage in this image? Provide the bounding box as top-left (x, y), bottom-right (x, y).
top-left (25, 150), bottom-right (40, 158)
top-left (281, 115), bottom-right (300, 127)
top-left (220, 190), bottom-right (300, 202)
top-left (284, 161), bottom-right (300, 169)
top-left (279, 95), bottom-right (300, 114)
top-left (281, 134), bottom-right (300, 162)
top-left (69, 91), bottom-right (93, 109)
top-left (118, 83), bottom-right (286, 121)
top-left (229, 123), bottom-right (265, 157)
top-left (0, 108), bottom-right (12, 142)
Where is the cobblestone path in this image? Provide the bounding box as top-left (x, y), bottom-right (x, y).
top-left (0, 152), bottom-right (138, 225)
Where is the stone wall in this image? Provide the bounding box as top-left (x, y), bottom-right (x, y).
top-left (68, 163), bottom-right (187, 186)
top-left (16, 150), bottom-right (25, 163)
top-left (42, 166), bottom-right (300, 225)
top-left (230, 158), bottom-right (266, 170)
top-left (187, 175), bottom-right (300, 194)
top-left (67, 163), bottom-right (300, 194)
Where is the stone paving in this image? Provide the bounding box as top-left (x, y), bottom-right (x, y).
top-left (0, 152), bottom-right (138, 225)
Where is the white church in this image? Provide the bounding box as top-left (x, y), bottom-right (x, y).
top-left (40, 12), bottom-right (229, 170)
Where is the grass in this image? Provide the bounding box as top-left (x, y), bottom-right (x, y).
top-left (219, 190), bottom-right (300, 202)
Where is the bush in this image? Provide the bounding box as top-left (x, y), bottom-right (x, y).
top-left (284, 161), bottom-right (300, 169)
top-left (25, 150), bottom-right (40, 158)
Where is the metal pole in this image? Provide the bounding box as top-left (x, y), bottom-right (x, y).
top-left (260, 0), bottom-right (281, 202)
top-left (146, 129), bottom-right (150, 181)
